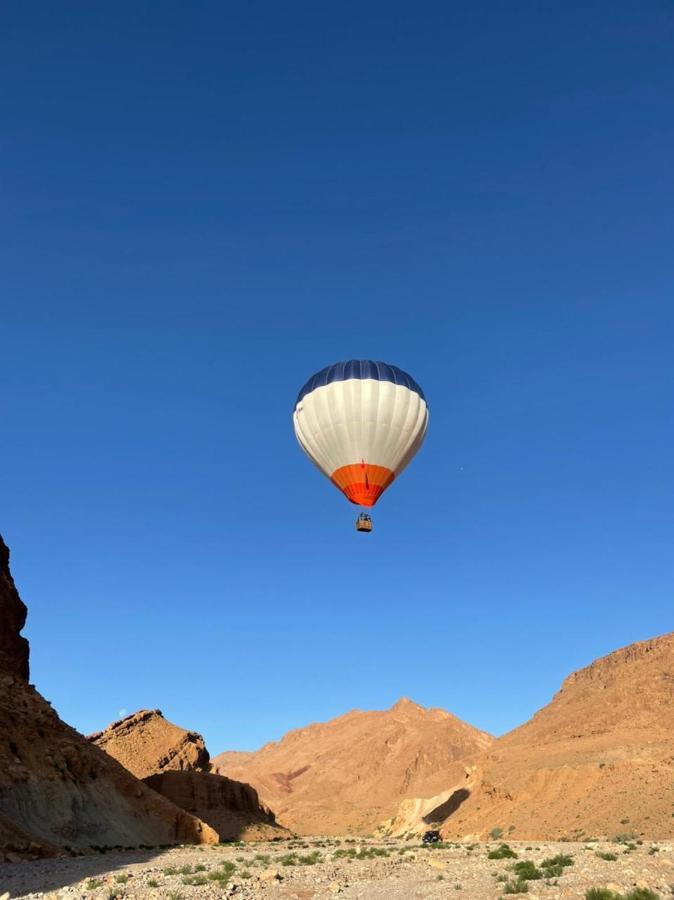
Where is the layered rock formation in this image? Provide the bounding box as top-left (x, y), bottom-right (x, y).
top-left (91, 708), bottom-right (288, 841)
top-left (89, 709), bottom-right (210, 778)
top-left (0, 535), bottom-right (217, 861)
top-left (213, 698), bottom-right (493, 835)
top-left (144, 772), bottom-right (285, 841)
top-left (387, 633), bottom-right (674, 841)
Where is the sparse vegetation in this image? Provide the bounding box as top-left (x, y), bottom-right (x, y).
top-left (490, 827), bottom-right (504, 840)
top-left (585, 890), bottom-right (659, 900)
top-left (511, 860), bottom-right (542, 881)
top-left (6, 836), bottom-right (670, 900)
top-left (207, 861), bottom-right (236, 883)
top-left (182, 874), bottom-right (208, 886)
top-left (502, 878), bottom-right (529, 894)
top-left (333, 846), bottom-right (389, 860)
top-left (488, 843), bottom-right (518, 860)
top-left (540, 853), bottom-right (574, 877)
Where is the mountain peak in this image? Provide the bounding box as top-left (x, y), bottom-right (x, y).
top-left (390, 697), bottom-right (423, 712)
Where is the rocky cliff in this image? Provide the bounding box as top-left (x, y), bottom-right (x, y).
top-left (0, 536), bottom-right (29, 682)
top-left (0, 535), bottom-right (218, 861)
top-left (388, 633), bottom-right (674, 841)
top-left (92, 708), bottom-right (289, 842)
top-left (144, 772), bottom-right (288, 841)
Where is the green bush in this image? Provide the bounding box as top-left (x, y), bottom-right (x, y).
top-left (596, 851), bottom-right (618, 861)
top-left (540, 853), bottom-right (573, 877)
top-left (511, 861), bottom-right (542, 881)
top-left (489, 843), bottom-right (518, 860)
top-left (207, 861), bottom-right (236, 883)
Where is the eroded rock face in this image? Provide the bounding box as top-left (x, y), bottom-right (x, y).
top-left (0, 535), bottom-right (218, 861)
top-left (213, 698), bottom-right (493, 835)
top-left (143, 771), bottom-right (290, 842)
top-left (0, 536), bottom-right (29, 682)
top-left (436, 632), bottom-right (674, 841)
top-left (0, 673), bottom-right (218, 860)
top-left (91, 708), bottom-right (289, 842)
top-left (89, 710), bottom-right (210, 779)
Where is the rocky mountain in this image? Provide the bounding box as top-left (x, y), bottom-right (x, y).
top-left (386, 633), bottom-right (674, 841)
top-left (0, 535), bottom-right (217, 861)
top-left (89, 709), bottom-right (210, 778)
top-left (91, 709), bottom-right (289, 842)
top-left (213, 698), bottom-right (493, 835)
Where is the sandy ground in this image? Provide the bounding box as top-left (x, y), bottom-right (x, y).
top-left (1, 838), bottom-right (673, 899)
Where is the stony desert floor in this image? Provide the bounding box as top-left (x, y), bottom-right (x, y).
top-left (1, 838), bottom-right (673, 900)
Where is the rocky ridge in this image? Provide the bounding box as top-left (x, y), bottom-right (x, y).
top-left (0, 535), bottom-right (217, 861)
top-left (89, 709), bottom-right (210, 778)
top-left (384, 633), bottom-right (674, 841)
top-left (91, 708), bottom-right (289, 842)
top-left (213, 697), bottom-right (493, 835)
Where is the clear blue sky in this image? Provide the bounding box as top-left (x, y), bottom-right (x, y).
top-left (2, 1), bottom-right (673, 754)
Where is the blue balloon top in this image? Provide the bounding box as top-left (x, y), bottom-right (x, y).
top-left (295, 360), bottom-right (426, 407)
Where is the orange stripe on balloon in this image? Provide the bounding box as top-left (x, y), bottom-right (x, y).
top-left (330, 463), bottom-right (395, 507)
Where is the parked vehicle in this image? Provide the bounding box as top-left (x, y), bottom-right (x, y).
top-left (422, 830), bottom-right (441, 844)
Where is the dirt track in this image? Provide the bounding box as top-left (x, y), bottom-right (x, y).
top-left (1, 838), bottom-right (673, 899)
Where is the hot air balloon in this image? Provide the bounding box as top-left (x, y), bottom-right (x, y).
top-left (293, 360), bottom-right (429, 531)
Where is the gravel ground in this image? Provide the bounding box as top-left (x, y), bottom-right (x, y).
top-left (1, 838), bottom-right (673, 899)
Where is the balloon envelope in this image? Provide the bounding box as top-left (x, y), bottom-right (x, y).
top-left (293, 360), bottom-right (428, 506)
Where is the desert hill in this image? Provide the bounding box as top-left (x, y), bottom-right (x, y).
top-left (0, 535), bottom-right (217, 861)
top-left (385, 633), bottom-right (674, 841)
top-left (91, 709), bottom-right (288, 841)
top-left (89, 709), bottom-right (210, 778)
top-left (212, 697), bottom-right (493, 834)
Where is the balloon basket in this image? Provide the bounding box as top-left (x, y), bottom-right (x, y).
top-left (356, 513), bottom-right (373, 533)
